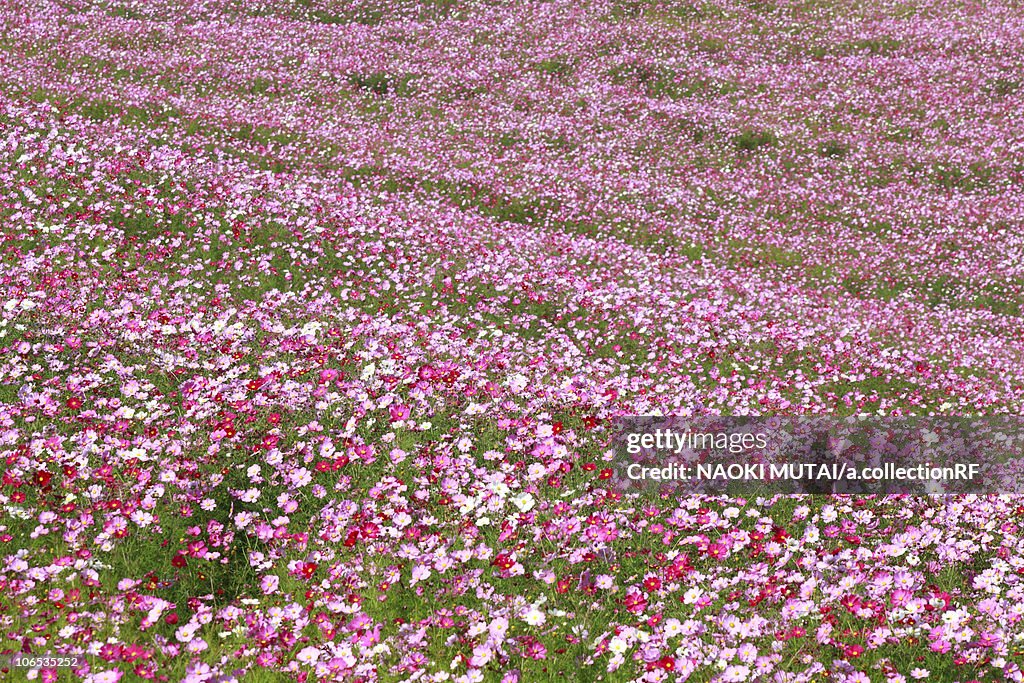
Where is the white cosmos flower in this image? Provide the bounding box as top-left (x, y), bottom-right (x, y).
top-left (296, 646), bottom-right (321, 664)
top-left (522, 608), bottom-right (546, 627)
top-left (511, 492), bottom-right (535, 513)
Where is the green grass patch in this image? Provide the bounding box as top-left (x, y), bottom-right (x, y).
top-left (347, 72), bottom-right (420, 97)
top-left (732, 128), bottom-right (777, 152)
top-left (609, 63), bottom-right (740, 100)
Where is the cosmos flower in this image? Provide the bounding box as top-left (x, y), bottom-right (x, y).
top-left (4, 1), bottom-right (1024, 681)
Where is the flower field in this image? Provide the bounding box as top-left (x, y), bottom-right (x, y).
top-left (2, 0), bottom-right (1024, 680)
